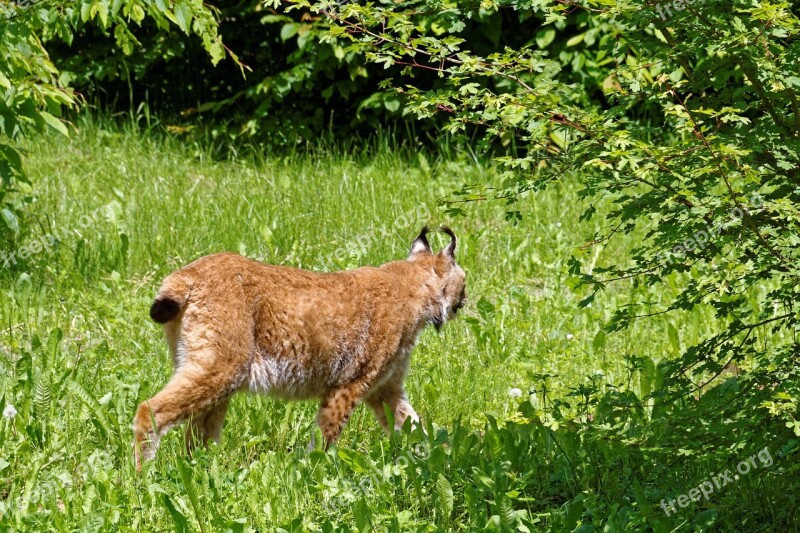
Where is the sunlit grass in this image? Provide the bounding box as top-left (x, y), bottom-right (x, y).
top-left (0, 120), bottom-right (783, 531)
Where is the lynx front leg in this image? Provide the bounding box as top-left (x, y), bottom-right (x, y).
top-left (366, 381), bottom-right (419, 432)
top-left (316, 382), bottom-right (368, 448)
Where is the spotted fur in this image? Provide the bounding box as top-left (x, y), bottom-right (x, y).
top-left (133, 226), bottom-right (466, 469)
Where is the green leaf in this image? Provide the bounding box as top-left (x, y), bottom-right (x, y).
top-left (384, 97), bottom-right (401, 112)
top-left (209, 41), bottom-right (225, 65)
top-left (39, 111), bottom-right (68, 137)
top-left (174, 2), bottom-right (192, 34)
top-left (163, 494), bottom-right (189, 533)
top-left (448, 19), bottom-right (466, 33)
top-left (566, 32), bottom-right (585, 46)
top-left (536, 28), bottom-right (556, 48)
top-left (67, 380), bottom-right (113, 440)
top-left (435, 474), bottom-right (454, 521)
top-left (476, 297), bottom-right (496, 320)
top-left (563, 495), bottom-right (584, 530)
top-left (34, 376), bottom-right (51, 420)
top-left (353, 499), bottom-right (371, 532)
top-left (130, 3), bottom-right (145, 23)
top-left (692, 509), bottom-right (718, 530)
top-left (666, 322), bottom-right (680, 354)
top-left (1, 208), bottom-right (19, 234)
top-left (280, 23), bottom-right (299, 42)
top-left (80, 2), bottom-right (92, 22)
top-left (94, 0), bottom-right (109, 27)
top-left (177, 459), bottom-right (207, 533)
top-left (592, 329), bottom-right (606, 353)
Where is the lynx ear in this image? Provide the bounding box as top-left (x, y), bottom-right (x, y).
top-left (439, 226), bottom-right (456, 259)
top-left (409, 226), bottom-right (432, 258)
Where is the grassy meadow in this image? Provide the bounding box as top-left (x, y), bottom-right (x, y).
top-left (0, 122), bottom-right (791, 531)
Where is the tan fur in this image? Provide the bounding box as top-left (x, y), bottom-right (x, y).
top-left (133, 227), bottom-right (466, 469)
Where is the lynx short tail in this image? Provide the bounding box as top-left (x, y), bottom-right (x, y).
top-left (150, 273), bottom-right (192, 323)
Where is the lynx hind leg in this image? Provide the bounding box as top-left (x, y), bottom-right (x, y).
top-left (366, 381), bottom-right (420, 432)
top-left (133, 365), bottom-right (240, 470)
top-left (136, 294), bottom-right (254, 470)
top-left (185, 397), bottom-right (231, 455)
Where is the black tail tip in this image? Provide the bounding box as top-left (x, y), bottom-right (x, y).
top-left (150, 298), bottom-right (180, 324)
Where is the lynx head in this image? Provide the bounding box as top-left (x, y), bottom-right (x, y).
top-left (408, 226), bottom-right (467, 330)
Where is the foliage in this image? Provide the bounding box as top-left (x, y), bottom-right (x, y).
top-left (0, 0), bottom-right (226, 247)
top-left (47, 1), bottom-right (592, 146)
top-left (56, 0), bottom-right (392, 143)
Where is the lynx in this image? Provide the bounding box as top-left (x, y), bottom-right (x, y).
top-left (133, 226), bottom-right (466, 469)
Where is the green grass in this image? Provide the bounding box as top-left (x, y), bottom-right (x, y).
top-left (0, 122), bottom-right (794, 531)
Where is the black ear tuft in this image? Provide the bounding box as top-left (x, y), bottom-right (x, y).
top-left (439, 225), bottom-right (456, 258)
top-left (409, 225), bottom-right (432, 257)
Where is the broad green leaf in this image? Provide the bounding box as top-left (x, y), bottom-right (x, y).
top-left (173, 2), bottom-right (192, 34)
top-left (39, 111), bottom-right (68, 136)
top-left (435, 474), bottom-right (454, 520)
top-left (536, 28), bottom-right (556, 48)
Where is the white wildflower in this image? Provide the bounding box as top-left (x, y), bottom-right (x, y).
top-left (3, 404), bottom-right (17, 419)
top-left (509, 388), bottom-right (523, 398)
top-left (566, 333), bottom-right (574, 340)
